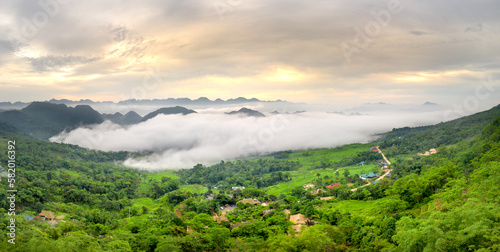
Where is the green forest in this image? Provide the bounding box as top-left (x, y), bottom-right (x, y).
top-left (1, 105), bottom-right (500, 251)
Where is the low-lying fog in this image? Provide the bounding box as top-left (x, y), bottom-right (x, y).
top-left (50, 107), bottom-right (457, 170)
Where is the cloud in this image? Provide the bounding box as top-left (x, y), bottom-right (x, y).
top-left (410, 31), bottom-right (430, 36)
top-left (29, 55), bottom-right (100, 72)
top-left (1, 0), bottom-right (500, 106)
top-left (465, 23), bottom-right (483, 33)
top-left (50, 110), bottom-right (453, 170)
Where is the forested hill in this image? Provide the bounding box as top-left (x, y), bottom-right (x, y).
top-left (0, 102), bottom-right (104, 140)
top-left (0, 106), bottom-right (499, 251)
top-left (141, 106), bottom-right (197, 122)
top-left (379, 104), bottom-right (500, 152)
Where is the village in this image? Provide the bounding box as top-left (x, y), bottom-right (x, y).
top-left (14, 144), bottom-right (439, 237)
top-left (199, 145), bottom-right (397, 235)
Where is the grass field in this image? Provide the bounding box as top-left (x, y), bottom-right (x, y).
top-left (131, 197), bottom-right (157, 207)
top-left (145, 170), bottom-right (180, 181)
top-left (286, 143), bottom-right (375, 169)
top-left (137, 170), bottom-right (181, 196)
top-left (265, 164), bottom-right (378, 196)
top-left (136, 142), bottom-right (384, 197)
top-left (265, 143), bottom-right (383, 195)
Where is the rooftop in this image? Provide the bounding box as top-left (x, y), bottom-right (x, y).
top-left (361, 172), bottom-right (378, 178)
top-left (39, 210), bottom-right (55, 219)
top-left (326, 182), bottom-right (341, 189)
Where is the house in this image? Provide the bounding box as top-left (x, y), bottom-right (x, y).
top-left (370, 147), bottom-right (379, 152)
top-left (23, 214), bottom-right (35, 221)
top-left (289, 214), bottom-right (310, 234)
top-left (39, 211), bottom-right (55, 221)
top-left (326, 182), bottom-right (341, 189)
top-left (320, 196), bottom-right (334, 201)
top-left (418, 148), bottom-right (437, 156)
top-left (360, 173), bottom-right (379, 179)
top-left (372, 180), bottom-right (380, 184)
top-left (303, 183), bottom-right (315, 189)
top-left (384, 173), bottom-right (391, 178)
top-left (283, 209), bottom-right (291, 215)
top-left (359, 161), bottom-right (365, 166)
top-left (232, 186), bottom-right (245, 191)
top-left (311, 189), bottom-right (325, 195)
top-left (290, 214), bottom-right (308, 225)
top-left (238, 198), bottom-right (261, 205)
top-left (212, 212), bottom-right (229, 224)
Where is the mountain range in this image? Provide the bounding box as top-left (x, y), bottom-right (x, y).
top-left (0, 97), bottom-right (285, 110)
top-left (0, 102), bottom-right (104, 139)
top-left (0, 102), bottom-right (269, 139)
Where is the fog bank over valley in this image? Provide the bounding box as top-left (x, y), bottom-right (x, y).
top-left (50, 107), bottom-right (455, 170)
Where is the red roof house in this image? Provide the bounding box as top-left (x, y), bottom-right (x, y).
top-left (326, 182), bottom-right (341, 189)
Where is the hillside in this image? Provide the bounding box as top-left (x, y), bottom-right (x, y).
top-left (0, 105), bottom-right (499, 251)
top-left (379, 104), bottom-right (500, 152)
top-left (0, 102), bottom-right (104, 139)
top-left (102, 111), bottom-right (143, 125)
top-left (141, 106), bottom-right (197, 122)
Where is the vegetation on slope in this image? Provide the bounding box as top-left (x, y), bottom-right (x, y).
top-left (0, 105), bottom-right (499, 251)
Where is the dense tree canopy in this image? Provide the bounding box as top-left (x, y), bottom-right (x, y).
top-left (0, 105), bottom-right (499, 251)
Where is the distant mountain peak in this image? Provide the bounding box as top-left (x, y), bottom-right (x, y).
top-left (24, 101), bottom-right (68, 111)
top-left (226, 107), bottom-right (265, 117)
top-left (141, 106), bottom-right (197, 122)
top-left (124, 111), bottom-right (140, 117)
top-left (195, 97), bottom-right (211, 101)
top-left (422, 101), bottom-right (439, 106)
top-left (361, 102), bottom-right (390, 106)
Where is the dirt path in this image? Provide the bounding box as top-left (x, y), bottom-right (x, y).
top-left (377, 147), bottom-right (391, 165)
top-left (351, 147), bottom-right (392, 191)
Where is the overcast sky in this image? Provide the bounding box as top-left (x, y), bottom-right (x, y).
top-left (1, 0), bottom-right (499, 108)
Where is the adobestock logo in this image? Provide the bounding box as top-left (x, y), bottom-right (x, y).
top-left (7, 0), bottom-right (70, 44)
top-left (340, 0), bottom-right (407, 64)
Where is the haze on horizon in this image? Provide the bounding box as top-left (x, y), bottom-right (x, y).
top-left (0, 0), bottom-right (499, 109)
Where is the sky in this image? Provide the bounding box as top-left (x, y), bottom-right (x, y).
top-left (1, 0), bottom-right (499, 108)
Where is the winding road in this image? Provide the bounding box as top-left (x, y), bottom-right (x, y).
top-left (351, 147), bottom-right (392, 192)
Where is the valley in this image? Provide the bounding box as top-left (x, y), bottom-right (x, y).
top-left (0, 104), bottom-right (499, 251)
